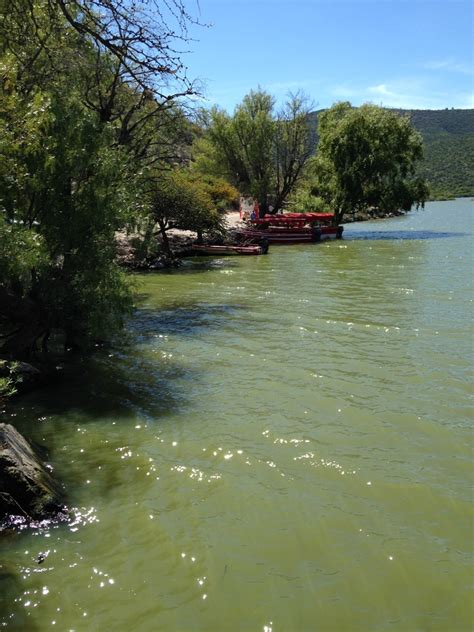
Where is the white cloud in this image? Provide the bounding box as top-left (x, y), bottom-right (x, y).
top-left (368, 84), bottom-right (394, 97)
top-left (327, 77), bottom-right (474, 110)
top-left (424, 59), bottom-right (474, 76)
top-left (365, 81), bottom-right (431, 107)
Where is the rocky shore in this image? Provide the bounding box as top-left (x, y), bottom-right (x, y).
top-left (343, 208), bottom-right (407, 222)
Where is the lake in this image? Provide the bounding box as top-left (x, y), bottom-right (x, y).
top-left (1, 198), bottom-right (473, 631)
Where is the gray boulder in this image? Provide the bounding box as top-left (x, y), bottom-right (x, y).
top-left (0, 424), bottom-right (67, 527)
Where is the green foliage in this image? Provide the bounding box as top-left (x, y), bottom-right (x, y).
top-left (313, 103), bottom-right (428, 223)
top-left (152, 172), bottom-right (216, 228)
top-left (397, 108), bottom-right (474, 137)
top-left (0, 377), bottom-right (16, 407)
top-left (0, 0), bottom-right (204, 360)
top-left (186, 173), bottom-right (240, 213)
top-left (288, 189), bottom-right (328, 214)
top-left (129, 224), bottom-right (162, 263)
top-left (307, 108), bottom-right (474, 200)
top-left (0, 370), bottom-right (16, 403)
top-left (375, 109), bottom-right (474, 199)
top-left (0, 49), bottom-right (134, 351)
top-left (199, 90), bottom-right (312, 214)
top-left (0, 215), bottom-right (47, 285)
top-left (0, 0), bottom-right (206, 360)
top-left (148, 171), bottom-right (226, 254)
top-left (0, 360), bottom-right (20, 405)
top-left (0, 376), bottom-right (14, 397)
top-left (419, 134), bottom-right (474, 199)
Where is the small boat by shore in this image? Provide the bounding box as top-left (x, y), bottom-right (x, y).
top-left (236, 225), bottom-right (342, 244)
top-left (235, 213), bottom-right (343, 244)
top-left (189, 243), bottom-right (268, 256)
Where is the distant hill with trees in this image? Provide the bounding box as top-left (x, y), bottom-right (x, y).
top-left (308, 108), bottom-right (474, 200)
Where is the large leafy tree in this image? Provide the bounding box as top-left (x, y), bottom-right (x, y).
top-left (0, 1), bottom-right (199, 357)
top-left (199, 89), bottom-right (313, 215)
top-left (0, 0), bottom-right (199, 166)
top-left (0, 53), bottom-right (133, 355)
top-left (313, 102), bottom-right (429, 224)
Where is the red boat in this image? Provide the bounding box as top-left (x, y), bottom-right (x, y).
top-left (190, 243), bottom-right (268, 256)
top-left (235, 213), bottom-right (343, 244)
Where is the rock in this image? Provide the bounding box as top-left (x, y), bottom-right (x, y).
top-left (11, 361), bottom-right (43, 390)
top-left (148, 255), bottom-right (182, 269)
top-left (148, 258), bottom-right (166, 269)
top-left (0, 424), bottom-right (67, 528)
top-left (0, 360), bottom-right (46, 398)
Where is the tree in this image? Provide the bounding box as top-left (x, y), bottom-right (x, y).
top-left (0, 1), bottom-right (200, 357)
top-left (0, 0), bottom-right (199, 167)
top-left (148, 172), bottom-right (227, 256)
top-left (200, 89), bottom-right (313, 215)
top-left (313, 102), bottom-right (429, 224)
top-left (273, 93), bottom-right (315, 213)
top-left (0, 52), bottom-right (133, 355)
top-left (1, 0), bottom-right (199, 98)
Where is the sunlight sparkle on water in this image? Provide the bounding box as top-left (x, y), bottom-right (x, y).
top-left (2, 201), bottom-right (472, 631)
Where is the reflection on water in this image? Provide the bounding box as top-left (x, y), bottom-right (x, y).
top-left (1, 199), bottom-right (473, 631)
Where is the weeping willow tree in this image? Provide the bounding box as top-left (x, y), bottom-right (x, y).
top-left (313, 102), bottom-right (429, 224)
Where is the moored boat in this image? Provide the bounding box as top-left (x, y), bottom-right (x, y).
top-left (235, 213), bottom-right (343, 244)
top-left (190, 243), bottom-right (268, 256)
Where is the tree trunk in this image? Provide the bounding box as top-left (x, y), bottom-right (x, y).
top-left (272, 197), bottom-right (284, 215)
top-left (333, 206), bottom-right (346, 226)
top-left (258, 197), bottom-right (268, 218)
top-left (0, 288), bottom-right (46, 359)
top-left (158, 220), bottom-right (172, 256)
top-left (1, 324), bottom-right (45, 359)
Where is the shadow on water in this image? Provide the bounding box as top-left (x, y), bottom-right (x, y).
top-left (130, 302), bottom-right (245, 339)
top-left (9, 348), bottom-right (188, 424)
top-left (175, 257), bottom-right (242, 272)
top-left (10, 301), bottom-right (245, 426)
top-left (346, 229), bottom-right (469, 241)
top-left (0, 566), bottom-right (37, 631)
top-left (0, 299), bottom-right (247, 624)
top-left (2, 349), bottom-right (192, 526)
top-left (134, 257), bottom-right (242, 276)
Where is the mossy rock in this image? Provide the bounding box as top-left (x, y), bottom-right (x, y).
top-left (0, 424), bottom-right (67, 527)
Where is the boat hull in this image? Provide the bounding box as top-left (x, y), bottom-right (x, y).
top-left (190, 244), bottom-right (266, 256)
top-left (235, 225), bottom-right (342, 244)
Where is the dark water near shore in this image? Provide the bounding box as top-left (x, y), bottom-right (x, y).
top-left (1, 199), bottom-right (473, 631)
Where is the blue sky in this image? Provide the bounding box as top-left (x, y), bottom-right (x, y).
top-left (184, 0), bottom-right (473, 112)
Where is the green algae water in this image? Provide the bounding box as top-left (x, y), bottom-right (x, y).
top-left (1, 199), bottom-right (473, 631)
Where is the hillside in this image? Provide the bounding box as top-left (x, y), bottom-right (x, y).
top-left (308, 108), bottom-right (474, 200)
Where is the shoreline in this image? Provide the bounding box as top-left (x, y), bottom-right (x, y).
top-left (116, 208), bottom-right (410, 270)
